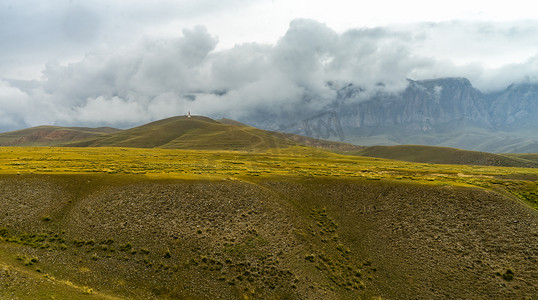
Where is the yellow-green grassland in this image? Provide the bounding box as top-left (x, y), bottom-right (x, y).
top-left (1, 146), bottom-right (537, 299)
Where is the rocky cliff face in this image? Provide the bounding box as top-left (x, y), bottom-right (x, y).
top-left (338, 77), bottom-right (494, 131)
top-left (329, 78), bottom-right (538, 152)
top-left (338, 77), bottom-right (538, 132)
top-left (244, 77), bottom-right (538, 152)
top-left (303, 77), bottom-right (537, 151)
top-left (489, 82), bottom-right (538, 129)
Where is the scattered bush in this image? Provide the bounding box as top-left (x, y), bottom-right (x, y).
top-left (119, 243), bottom-right (132, 252)
top-left (497, 269), bottom-right (515, 281)
top-left (305, 254), bottom-right (315, 262)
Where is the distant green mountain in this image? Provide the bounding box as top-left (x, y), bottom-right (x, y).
top-left (346, 145), bottom-right (538, 168)
top-left (0, 125), bottom-right (119, 146)
top-left (503, 153), bottom-right (538, 164)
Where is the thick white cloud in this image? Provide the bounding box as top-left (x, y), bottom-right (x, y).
top-left (2, 18), bottom-right (538, 131)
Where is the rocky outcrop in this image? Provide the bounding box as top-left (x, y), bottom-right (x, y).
top-left (254, 77), bottom-right (538, 152)
top-left (489, 82), bottom-right (538, 129)
top-left (338, 77), bottom-right (492, 131)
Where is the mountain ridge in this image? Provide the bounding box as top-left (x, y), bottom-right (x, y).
top-left (260, 77), bottom-right (538, 153)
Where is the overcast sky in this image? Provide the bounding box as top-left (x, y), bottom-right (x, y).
top-left (1, 0), bottom-right (538, 131)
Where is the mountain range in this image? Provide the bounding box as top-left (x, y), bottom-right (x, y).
top-left (249, 77), bottom-right (538, 153)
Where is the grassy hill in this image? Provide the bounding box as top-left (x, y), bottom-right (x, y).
top-left (65, 116), bottom-right (298, 151)
top-left (2, 117), bottom-right (537, 169)
top-left (64, 115), bottom-right (365, 152)
top-left (0, 117), bottom-right (339, 151)
top-left (503, 153), bottom-right (538, 164)
top-left (347, 145), bottom-right (538, 168)
top-left (343, 126), bottom-right (538, 153)
top-left (0, 126), bottom-right (119, 146)
top-left (0, 146), bottom-right (537, 299)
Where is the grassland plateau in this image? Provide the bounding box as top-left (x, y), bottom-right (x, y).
top-left (0, 116), bottom-right (537, 299)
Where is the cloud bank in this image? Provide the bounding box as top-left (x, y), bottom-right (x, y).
top-left (2, 19), bottom-right (538, 131)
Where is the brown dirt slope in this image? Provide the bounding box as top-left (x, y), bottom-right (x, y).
top-left (0, 174), bottom-right (536, 299)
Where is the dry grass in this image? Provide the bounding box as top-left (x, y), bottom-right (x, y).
top-left (0, 146), bottom-right (537, 299)
top-left (0, 146), bottom-right (537, 209)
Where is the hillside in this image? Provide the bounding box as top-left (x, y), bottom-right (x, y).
top-left (64, 115), bottom-right (367, 152)
top-left (0, 116), bottom-right (331, 151)
top-left (0, 146), bottom-right (537, 299)
top-left (62, 116), bottom-right (300, 150)
top-left (503, 153), bottom-right (538, 164)
top-left (348, 145), bottom-right (538, 168)
top-left (0, 126), bottom-right (120, 146)
top-left (2, 115), bottom-right (536, 168)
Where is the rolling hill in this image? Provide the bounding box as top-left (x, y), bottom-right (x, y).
top-left (0, 115), bottom-right (536, 168)
top-left (64, 115), bottom-right (300, 150)
top-left (0, 133), bottom-right (537, 298)
top-left (503, 153), bottom-right (538, 164)
top-left (0, 170), bottom-right (537, 299)
top-left (347, 145), bottom-right (538, 168)
top-left (0, 126), bottom-right (119, 146)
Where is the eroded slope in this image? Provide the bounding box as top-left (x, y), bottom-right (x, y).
top-left (1, 174), bottom-right (536, 299)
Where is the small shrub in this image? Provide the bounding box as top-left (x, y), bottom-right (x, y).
top-left (164, 250), bottom-right (171, 259)
top-left (0, 228), bottom-right (8, 237)
top-left (305, 254), bottom-right (315, 262)
top-left (501, 269), bottom-right (514, 281)
top-left (119, 243), bottom-right (132, 252)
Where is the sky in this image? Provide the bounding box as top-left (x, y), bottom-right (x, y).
top-left (1, 0), bottom-right (538, 131)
